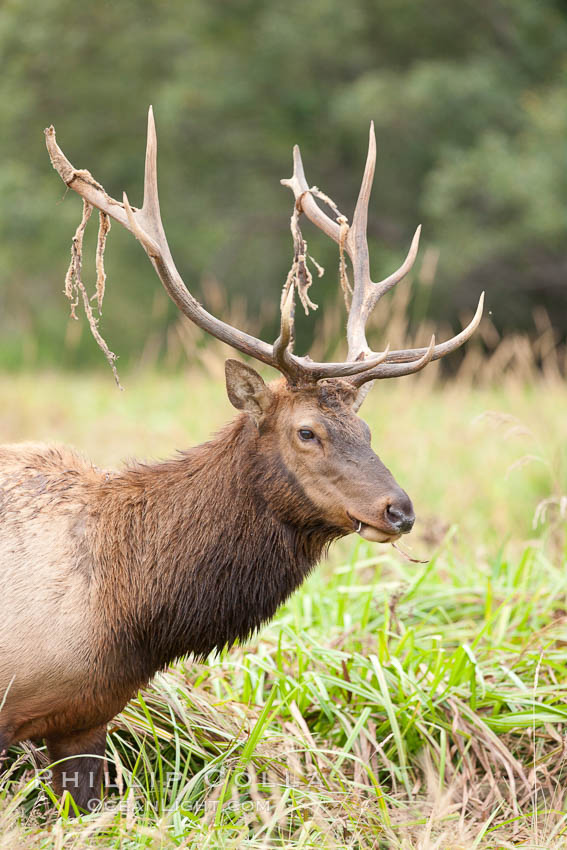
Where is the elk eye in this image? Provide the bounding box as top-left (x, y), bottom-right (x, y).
top-left (298, 428), bottom-right (316, 441)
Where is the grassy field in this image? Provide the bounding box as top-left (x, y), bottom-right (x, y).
top-left (0, 368), bottom-right (566, 848)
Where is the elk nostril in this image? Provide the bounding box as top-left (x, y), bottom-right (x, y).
top-left (385, 502), bottom-right (415, 533)
top-left (386, 505), bottom-right (403, 523)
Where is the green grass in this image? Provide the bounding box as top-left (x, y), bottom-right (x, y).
top-left (0, 369), bottom-right (566, 848)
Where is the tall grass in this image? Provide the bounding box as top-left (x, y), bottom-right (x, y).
top-left (0, 351), bottom-right (565, 847)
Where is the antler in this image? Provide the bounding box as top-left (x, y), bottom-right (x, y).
top-left (281, 122), bottom-right (484, 393)
top-left (45, 109), bottom-right (482, 395)
top-left (45, 108), bottom-right (391, 385)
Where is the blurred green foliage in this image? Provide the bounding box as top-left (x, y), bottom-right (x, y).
top-left (0, 0), bottom-right (566, 369)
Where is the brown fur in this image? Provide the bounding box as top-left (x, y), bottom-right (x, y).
top-left (0, 375), bottom-right (412, 810)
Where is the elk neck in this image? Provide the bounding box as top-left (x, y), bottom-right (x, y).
top-left (89, 414), bottom-right (344, 683)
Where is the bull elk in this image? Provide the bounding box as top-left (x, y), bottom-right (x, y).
top-left (0, 109), bottom-right (483, 811)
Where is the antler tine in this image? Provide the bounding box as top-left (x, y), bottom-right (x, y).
top-left (350, 122), bottom-right (376, 236)
top-left (346, 222), bottom-right (422, 368)
top-left (122, 108), bottom-right (168, 258)
top-left (345, 122), bottom-right (376, 333)
top-left (352, 334), bottom-right (436, 387)
top-left (141, 105), bottom-right (161, 231)
top-left (344, 122), bottom-right (375, 361)
top-left (45, 126), bottom-right (131, 231)
top-left (372, 292), bottom-right (485, 366)
top-left (374, 225), bottom-right (421, 304)
top-left (352, 292), bottom-right (484, 387)
top-left (281, 147), bottom-right (341, 245)
top-left (345, 125), bottom-right (424, 364)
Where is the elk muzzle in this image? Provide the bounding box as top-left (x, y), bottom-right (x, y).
top-left (349, 487), bottom-right (415, 543)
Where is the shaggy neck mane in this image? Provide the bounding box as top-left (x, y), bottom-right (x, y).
top-left (90, 415), bottom-right (342, 684)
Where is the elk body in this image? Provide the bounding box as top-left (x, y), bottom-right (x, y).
top-left (0, 111), bottom-right (483, 811)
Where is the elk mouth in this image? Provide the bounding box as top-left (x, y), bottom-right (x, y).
top-left (347, 513), bottom-right (402, 544)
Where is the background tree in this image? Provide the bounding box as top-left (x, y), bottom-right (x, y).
top-left (0, 0), bottom-right (565, 369)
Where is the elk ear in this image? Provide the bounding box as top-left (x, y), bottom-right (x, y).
top-left (225, 359), bottom-right (273, 420)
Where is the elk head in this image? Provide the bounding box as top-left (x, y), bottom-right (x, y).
top-left (225, 360), bottom-right (414, 541)
top-left (45, 109), bottom-right (483, 543)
